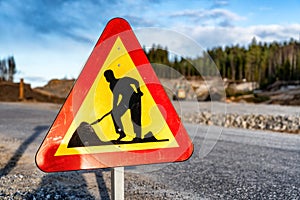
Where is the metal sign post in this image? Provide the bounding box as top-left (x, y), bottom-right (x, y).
top-left (111, 167), bottom-right (124, 200)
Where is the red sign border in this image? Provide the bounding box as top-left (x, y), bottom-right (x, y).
top-left (36, 18), bottom-right (193, 172)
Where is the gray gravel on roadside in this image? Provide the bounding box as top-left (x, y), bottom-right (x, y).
top-left (0, 102), bottom-right (300, 199)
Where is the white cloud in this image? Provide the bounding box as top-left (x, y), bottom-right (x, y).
top-left (176, 24), bottom-right (300, 49)
top-left (169, 8), bottom-right (245, 27)
top-left (135, 28), bottom-right (206, 58)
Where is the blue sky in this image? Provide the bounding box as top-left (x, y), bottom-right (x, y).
top-left (1, 0), bottom-right (300, 87)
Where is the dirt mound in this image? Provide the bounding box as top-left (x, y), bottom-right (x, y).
top-left (35, 79), bottom-right (75, 98)
top-left (0, 80), bottom-right (65, 103)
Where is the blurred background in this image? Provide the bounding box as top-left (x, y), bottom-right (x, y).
top-left (1, 1), bottom-right (300, 199)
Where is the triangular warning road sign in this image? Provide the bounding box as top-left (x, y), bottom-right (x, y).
top-left (36, 18), bottom-right (193, 172)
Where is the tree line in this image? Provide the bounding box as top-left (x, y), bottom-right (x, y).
top-left (145, 38), bottom-right (300, 88)
top-left (145, 44), bottom-right (202, 79)
top-left (208, 37), bottom-right (300, 88)
top-left (0, 56), bottom-right (16, 82)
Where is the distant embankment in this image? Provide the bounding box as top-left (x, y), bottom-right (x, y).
top-left (34, 78), bottom-right (75, 99)
top-left (0, 80), bottom-right (72, 103)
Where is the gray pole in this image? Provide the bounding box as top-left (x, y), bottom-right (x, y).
top-left (111, 167), bottom-right (124, 200)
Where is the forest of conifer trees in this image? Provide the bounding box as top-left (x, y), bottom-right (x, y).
top-left (145, 37), bottom-right (300, 89)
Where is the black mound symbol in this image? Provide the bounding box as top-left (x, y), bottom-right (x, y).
top-left (67, 122), bottom-right (169, 148)
top-left (68, 122), bottom-right (102, 148)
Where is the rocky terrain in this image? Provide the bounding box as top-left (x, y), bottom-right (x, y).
top-left (183, 112), bottom-right (300, 134)
top-left (1, 78), bottom-right (299, 136)
top-left (2, 78), bottom-right (300, 106)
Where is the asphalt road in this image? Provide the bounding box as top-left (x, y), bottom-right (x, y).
top-left (0, 102), bottom-right (58, 141)
top-left (133, 125), bottom-right (300, 199)
top-left (0, 102), bottom-right (299, 199)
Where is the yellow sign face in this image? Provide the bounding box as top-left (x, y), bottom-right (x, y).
top-left (55, 37), bottom-right (178, 156)
top-left (36, 18), bottom-right (193, 172)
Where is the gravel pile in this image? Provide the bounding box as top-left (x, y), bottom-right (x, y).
top-left (182, 111), bottom-right (300, 133)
